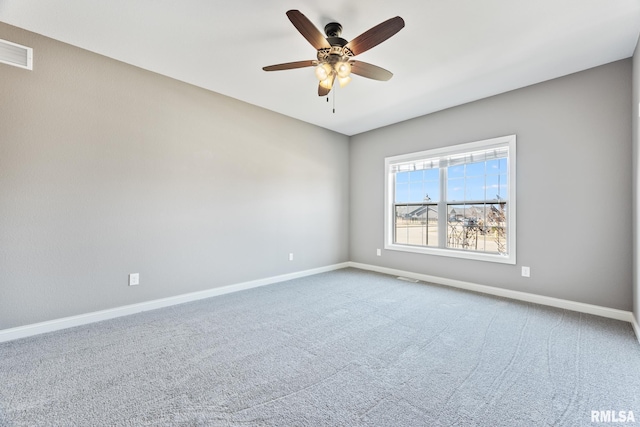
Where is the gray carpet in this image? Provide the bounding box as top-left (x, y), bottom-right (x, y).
top-left (1, 268), bottom-right (639, 426)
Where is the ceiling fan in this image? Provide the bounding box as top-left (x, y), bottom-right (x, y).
top-left (262, 10), bottom-right (405, 96)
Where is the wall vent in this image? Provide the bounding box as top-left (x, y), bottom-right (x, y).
top-left (0, 39), bottom-right (33, 70)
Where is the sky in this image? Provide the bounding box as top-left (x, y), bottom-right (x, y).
top-left (395, 158), bottom-right (507, 204)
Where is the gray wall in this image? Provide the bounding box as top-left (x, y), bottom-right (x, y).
top-left (634, 42), bottom-right (640, 325)
top-left (0, 23), bottom-right (350, 329)
top-left (350, 60), bottom-right (633, 311)
top-left (1, 21), bottom-right (635, 331)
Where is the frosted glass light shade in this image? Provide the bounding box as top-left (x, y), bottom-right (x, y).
top-left (336, 62), bottom-right (351, 78)
top-left (338, 76), bottom-right (351, 87)
top-left (315, 63), bottom-right (332, 81)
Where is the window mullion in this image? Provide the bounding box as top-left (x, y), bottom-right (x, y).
top-left (438, 166), bottom-right (447, 249)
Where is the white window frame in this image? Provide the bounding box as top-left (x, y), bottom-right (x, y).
top-left (384, 135), bottom-right (516, 264)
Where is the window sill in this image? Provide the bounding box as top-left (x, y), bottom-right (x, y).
top-left (384, 243), bottom-right (516, 265)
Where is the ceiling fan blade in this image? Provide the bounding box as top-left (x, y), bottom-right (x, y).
top-left (345, 16), bottom-right (405, 56)
top-left (350, 61), bottom-right (393, 81)
top-left (262, 60), bottom-right (316, 72)
top-left (318, 74), bottom-right (335, 96)
top-left (286, 10), bottom-right (331, 51)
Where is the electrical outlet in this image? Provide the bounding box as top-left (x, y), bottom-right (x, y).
top-left (376, 248), bottom-right (382, 256)
top-left (289, 253), bottom-right (294, 261)
top-left (521, 266), bottom-right (530, 278)
top-left (129, 273), bottom-right (140, 286)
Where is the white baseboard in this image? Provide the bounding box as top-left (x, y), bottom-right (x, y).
top-left (632, 317), bottom-right (640, 345)
top-left (348, 262), bottom-right (637, 326)
top-left (3, 261), bottom-right (638, 345)
top-left (0, 262), bottom-right (350, 343)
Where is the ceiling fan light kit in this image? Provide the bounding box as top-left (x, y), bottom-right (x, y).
top-left (262, 10), bottom-right (405, 96)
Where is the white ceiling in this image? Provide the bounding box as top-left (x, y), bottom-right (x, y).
top-left (1, 0), bottom-right (640, 136)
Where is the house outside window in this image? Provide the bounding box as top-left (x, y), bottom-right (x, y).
top-left (384, 135), bottom-right (516, 264)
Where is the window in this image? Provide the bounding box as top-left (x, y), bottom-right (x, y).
top-left (384, 135), bottom-right (516, 264)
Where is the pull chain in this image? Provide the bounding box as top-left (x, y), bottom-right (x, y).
top-left (333, 86), bottom-right (336, 114)
top-left (324, 85), bottom-right (337, 114)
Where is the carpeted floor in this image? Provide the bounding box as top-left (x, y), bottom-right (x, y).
top-left (1, 268), bottom-right (639, 426)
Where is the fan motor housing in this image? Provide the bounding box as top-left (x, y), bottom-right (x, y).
top-left (317, 46), bottom-right (352, 63)
top-left (320, 22), bottom-right (353, 59)
top-left (317, 26), bottom-right (353, 63)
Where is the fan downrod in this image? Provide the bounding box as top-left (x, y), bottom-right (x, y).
top-left (324, 22), bottom-right (342, 37)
